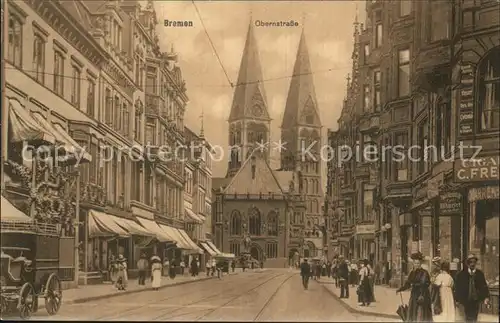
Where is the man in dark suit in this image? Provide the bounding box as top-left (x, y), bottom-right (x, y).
top-left (338, 256), bottom-right (350, 298)
top-left (300, 258), bottom-right (311, 290)
top-left (454, 254), bottom-right (490, 323)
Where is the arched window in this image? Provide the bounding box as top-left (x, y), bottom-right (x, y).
top-left (478, 47), bottom-right (500, 131)
top-left (249, 207), bottom-right (261, 236)
top-left (267, 211), bottom-right (278, 236)
top-left (230, 210), bottom-right (241, 236)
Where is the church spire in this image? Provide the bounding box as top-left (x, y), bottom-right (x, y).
top-left (281, 28), bottom-right (321, 129)
top-left (228, 17), bottom-right (269, 122)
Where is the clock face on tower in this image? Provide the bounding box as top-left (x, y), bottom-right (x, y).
top-left (252, 104), bottom-right (263, 117)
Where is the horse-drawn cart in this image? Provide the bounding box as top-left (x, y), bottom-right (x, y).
top-left (1, 199), bottom-right (63, 319)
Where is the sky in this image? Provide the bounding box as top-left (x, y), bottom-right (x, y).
top-left (152, 1), bottom-right (364, 178)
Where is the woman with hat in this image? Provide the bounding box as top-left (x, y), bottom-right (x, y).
top-left (396, 252), bottom-right (433, 322)
top-left (150, 255), bottom-right (162, 291)
top-left (432, 261), bottom-right (455, 322)
top-left (430, 256), bottom-right (442, 284)
top-left (115, 254), bottom-right (128, 290)
top-left (454, 254), bottom-right (490, 323)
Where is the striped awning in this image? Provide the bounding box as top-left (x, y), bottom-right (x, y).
top-left (115, 218), bottom-right (155, 237)
top-left (176, 229), bottom-right (203, 253)
top-left (200, 242), bottom-right (217, 256)
top-left (31, 113), bottom-right (91, 164)
top-left (206, 241), bottom-right (223, 255)
top-left (136, 217), bottom-right (174, 243)
top-left (8, 98), bottom-right (55, 145)
top-left (1, 196), bottom-right (33, 223)
top-left (88, 210), bottom-right (129, 238)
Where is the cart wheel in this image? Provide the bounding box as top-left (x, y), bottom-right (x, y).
top-left (18, 283), bottom-right (35, 320)
top-left (44, 273), bottom-right (62, 315)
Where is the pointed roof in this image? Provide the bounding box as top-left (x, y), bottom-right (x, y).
top-left (228, 19), bottom-right (270, 122)
top-left (281, 29), bottom-right (321, 128)
top-left (223, 149), bottom-right (283, 195)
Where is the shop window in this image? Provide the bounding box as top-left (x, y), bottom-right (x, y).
top-left (473, 200), bottom-right (499, 288)
top-left (478, 47), bottom-right (500, 131)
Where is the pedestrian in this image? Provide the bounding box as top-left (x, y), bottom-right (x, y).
top-left (338, 256), bottom-right (349, 298)
top-left (137, 253), bottom-right (148, 286)
top-left (350, 261), bottom-right (359, 287)
top-left (169, 261), bottom-right (177, 279)
top-left (380, 261), bottom-right (386, 285)
top-left (316, 262), bottom-right (321, 280)
top-left (180, 260), bottom-right (185, 275)
top-left (190, 257), bottom-right (198, 277)
top-left (231, 261), bottom-right (236, 273)
top-left (432, 261), bottom-right (456, 322)
top-left (374, 261), bottom-right (381, 285)
top-left (326, 261), bottom-right (332, 278)
top-left (300, 258), bottom-right (311, 290)
top-left (357, 259), bottom-right (373, 306)
top-left (151, 255), bottom-right (162, 291)
top-left (396, 252), bottom-right (433, 322)
top-left (163, 258), bottom-right (170, 276)
top-left (454, 254), bottom-right (490, 323)
top-left (431, 256), bottom-right (442, 284)
top-left (206, 260), bottom-right (212, 276)
top-left (211, 258), bottom-right (217, 276)
top-left (367, 261), bottom-right (376, 302)
top-left (115, 254), bottom-right (128, 290)
top-left (251, 260), bottom-right (255, 270)
top-left (332, 261), bottom-right (339, 287)
top-left (322, 262), bottom-right (327, 277)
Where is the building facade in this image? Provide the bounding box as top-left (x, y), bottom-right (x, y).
top-left (327, 0), bottom-right (498, 312)
top-left (184, 125), bottom-right (215, 269)
top-left (212, 20), bottom-right (307, 267)
top-left (3, 0), bottom-right (200, 285)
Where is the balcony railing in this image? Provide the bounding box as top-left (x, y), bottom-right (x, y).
top-left (223, 193), bottom-right (286, 200)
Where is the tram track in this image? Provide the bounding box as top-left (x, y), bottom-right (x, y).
top-left (156, 272), bottom-right (296, 321)
top-left (92, 272), bottom-right (282, 321)
top-left (151, 272), bottom-right (287, 321)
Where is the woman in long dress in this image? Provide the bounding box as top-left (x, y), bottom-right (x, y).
top-left (396, 252), bottom-right (433, 322)
top-left (358, 259), bottom-right (373, 306)
top-left (151, 256), bottom-right (162, 291)
top-left (115, 255), bottom-right (128, 290)
top-left (432, 261), bottom-right (455, 322)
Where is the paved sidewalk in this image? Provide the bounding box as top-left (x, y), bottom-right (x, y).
top-left (317, 280), bottom-right (499, 322)
top-left (50, 271), bottom-right (240, 305)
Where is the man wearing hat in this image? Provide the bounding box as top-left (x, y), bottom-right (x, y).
top-left (300, 258), bottom-right (311, 290)
top-left (338, 256), bottom-right (350, 298)
top-left (454, 254), bottom-right (490, 323)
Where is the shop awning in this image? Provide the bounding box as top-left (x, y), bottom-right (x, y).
top-left (8, 98), bottom-right (55, 145)
top-left (184, 208), bottom-right (203, 224)
top-left (200, 242), bottom-right (217, 256)
top-left (89, 210), bottom-right (129, 238)
top-left (136, 217), bottom-right (174, 243)
top-left (113, 217), bottom-right (154, 238)
top-left (177, 229), bottom-right (203, 253)
top-left (206, 241), bottom-right (223, 255)
top-left (1, 196), bottom-right (33, 223)
top-left (158, 224), bottom-right (183, 247)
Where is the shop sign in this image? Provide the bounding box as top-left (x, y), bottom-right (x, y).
top-left (440, 192), bottom-right (462, 215)
top-left (468, 186), bottom-right (500, 202)
top-left (355, 224), bottom-right (376, 235)
top-left (454, 156), bottom-right (499, 182)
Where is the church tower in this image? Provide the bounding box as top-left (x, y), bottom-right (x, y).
top-left (226, 19), bottom-right (271, 178)
top-left (281, 29), bottom-right (324, 255)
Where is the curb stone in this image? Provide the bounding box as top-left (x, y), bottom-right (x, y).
top-left (316, 280), bottom-right (400, 320)
top-left (66, 273), bottom-right (239, 305)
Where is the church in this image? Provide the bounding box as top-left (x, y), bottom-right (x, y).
top-left (212, 19), bottom-right (324, 267)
